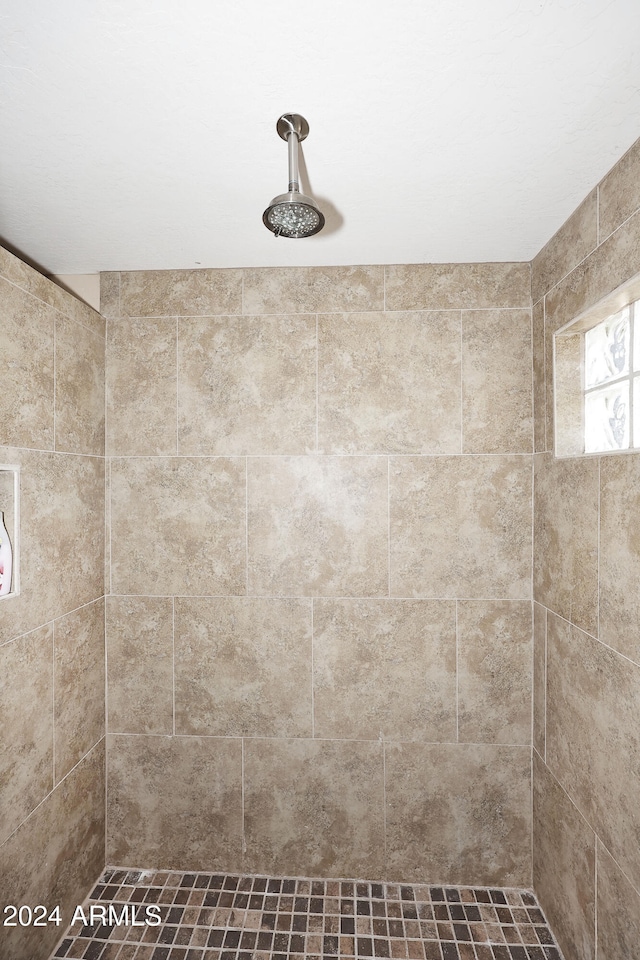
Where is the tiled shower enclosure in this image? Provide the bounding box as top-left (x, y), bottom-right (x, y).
top-left (3, 132), bottom-right (640, 960)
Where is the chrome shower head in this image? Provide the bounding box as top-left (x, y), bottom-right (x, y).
top-left (263, 114), bottom-right (325, 239)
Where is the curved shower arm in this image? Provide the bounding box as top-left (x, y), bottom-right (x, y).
top-left (287, 132), bottom-right (300, 194)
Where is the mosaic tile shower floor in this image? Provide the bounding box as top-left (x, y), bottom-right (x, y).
top-left (49, 869), bottom-right (564, 960)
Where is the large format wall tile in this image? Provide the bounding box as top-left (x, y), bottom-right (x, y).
top-left (457, 600), bottom-right (531, 744)
top-left (247, 457), bottom-right (388, 596)
top-left (598, 136), bottom-right (640, 241)
top-left (243, 738), bottom-right (384, 879)
top-left (174, 597), bottom-right (312, 737)
top-left (461, 309), bottom-right (532, 453)
top-left (546, 613), bottom-right (640, 892)
top-left (0, 625), bottom-right (53, 844)
top-left (106, 596), bottom-right (174, 735)
top-left (599, 453), bottom-right (640, 663)
top-left (2, 247), bottom-right (103, 337)
top-left (107, 734), bottom-right (242, 870)
top-left (117, 268), bottom-right (242, 317)
top-left (313, 599), bottom-right (456, 741)
top-left (178, 315), bottom-right (316, 455)
top-left (107, 316), bottom-right (177, 456)
top-left (110, 457), bottom-right (246, 596)
top-left (390, 456), bottom-right (531, 599)
top-left (385, 742), bottom-right (531, 886)
top-left (531, 190), bottom-right (598, 305)
top-left (533, 754), bottom-right (595, 960)
top-left (1, 276), bottom-right (55, 449)
top-left (54, 599), bottom-right (105, 782)
top-left (0, 741), bottom-right (105, 960)
top-left (243, 266), bottom-right (384, 314)
top-left (596, 841), bottom-right (640, 960)
top-left (0, 449), bottom-right (105, 645)
top-left (318, 311), bottom-right (461, 455)
top-left (55, 317), bottom-right (105, 456)
top-left (384, 262), bottom-right (530, 311)
top-left (533, 454), bottom-right (598, 634)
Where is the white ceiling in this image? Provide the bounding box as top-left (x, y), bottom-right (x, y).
top-left (1, 0), bottom-right (640, 274)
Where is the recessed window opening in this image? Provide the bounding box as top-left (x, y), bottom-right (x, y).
top-left (554, 275), bottom-right (640, 458)
top-left (583, 300), bottom-right (640, 453)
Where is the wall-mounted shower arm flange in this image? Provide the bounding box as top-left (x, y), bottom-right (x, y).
top-left (276, 114), bottom-right (309, 142)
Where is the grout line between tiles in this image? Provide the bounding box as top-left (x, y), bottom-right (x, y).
top-left (103, 730), bottom-right (532, 747)
top-left (596, 185), bottom-right (600, 247)
top-left (104, 593), bottom-right (109, 868)
top-left (459, 314), bottom-right (464, 454)
top-left (0, 739), bottom-right (104, 851)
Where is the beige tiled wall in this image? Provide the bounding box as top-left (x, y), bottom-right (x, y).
top-left (531, 134), bottom-right (640, 960)
top-left (103, 262), bottom-right (533, 885)
top-left (0, 247), bottom-right (106, 960)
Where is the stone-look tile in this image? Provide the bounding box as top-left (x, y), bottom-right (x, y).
top-left (533, 602), bottom-right (546, 759)
top-left (110, 457), bottom-right (246, 596)
top-left (54, 599), bottom-right (105, 782)
top-left (100, 271), bottom-right (120, 318)
top-left (313, 599), bottom-right (456, 741)
top-left (533, 453), bottom-right (598, 634)
top-left (174, 597), bottom-right (312, 737)
top-left (533, 753), bottom-right (595, 960)
top-left (596, 841), bottom-right (640, 960)
top-left (599, 453), bottom-right (640, 663)
top-left (546, 613), bottom-right (640, 892)
top-left (0, 246), bottom-right (105, 337)
top-left (0, 625), bottom-right (53, 844)
top-left (318, 311), bottom-right (461, 455)
top-left (118, 268), bottom-right (242, 317)
top-left (106, 316), bottom-right (177, 456)
top-left (106, 596), bottom-right (173, 735)
top-left (390, 456), bottom-right (531, 599)
top-left (107, 734), bottom-right (242, 870)
top-left (531, 190), bottom-right (598, 304)
top-left (545, 208), bottom-right (640, 334)
top-left (457, 600), bottom-right (531, 744)
top-left (243, 265), bottom-right (384, 315)
top-left (0, 276), bottom-right (55, 449)
top-left (384, 262), bottom-right (531, 311)
top-left (243, 738), bottom-right (384, 879)
top-left (0, 449), bottom-right (104, 645)
top-left (55, 316), bottom-right (105, 456)
top-left (461, 309), bottom-right (533, 453)
top-left (599, 135), bottom-right (640, 241)
top-left (532, 300), bottom-right (547, 452)
top-left (0, 741), bottom-right (105, 960)
top-left (385, 742), bottom-right (531, 886)
top-left (178, 315), bottom-right (316, 455)
top-left (247, 457), bottom-right (388, 597)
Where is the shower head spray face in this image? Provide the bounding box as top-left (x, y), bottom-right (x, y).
top-left (263, 114), bottom-right (325, 239)
top-left (263, 191), bottom-right (324, 238)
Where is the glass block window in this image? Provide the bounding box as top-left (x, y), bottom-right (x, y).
top-left (584, 301), bottom-right (639, 453)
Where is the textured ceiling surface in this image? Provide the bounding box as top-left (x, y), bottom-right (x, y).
top-left (1, 0), bottom-right (640, 273)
